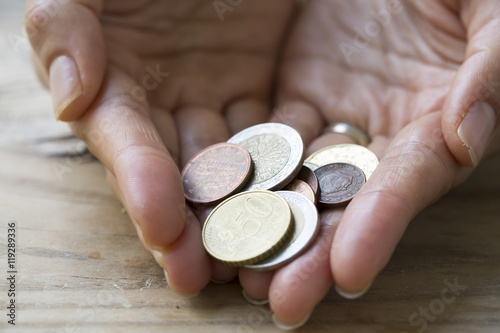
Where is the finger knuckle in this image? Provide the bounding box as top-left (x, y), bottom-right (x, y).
top-left (375, 139), bottom-right (455, 199)
top-left (25, 1), bottom-right (59, 41)
top-left (382, 141), bottom-right (432, 178)
top-left (359, 187), bottom-right (413, 217)
top-left (382, 140), bottom-right (449, 177)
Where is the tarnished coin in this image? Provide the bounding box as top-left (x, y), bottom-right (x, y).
top-left (227, 123), bottom-right (304, 191)
top-left (315, 163), bottom-right (366, 206)
top-left (305, 144), bottom-right (379, 179)
top-left (295, 165), bottom-right (319, 197)
top-left (283, 179), bottom-right (316, 204)
top-left (202, 190), bottom-right (293, 266)
top-left (181, 143), bottom-right (253, 204)
top-left (245, 191), bottom-right (319, 271)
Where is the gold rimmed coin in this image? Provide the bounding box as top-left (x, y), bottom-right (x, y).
top-left (315, 163), bottom-right (366, 206)
top-left (245, 191), bottom-right (319, 271)
top-left (181, 143), bottom-right (253, 204)
top-left (305, 144), bottom-right (378, 179)
top-left (202, 190), bottom-right (293, 266)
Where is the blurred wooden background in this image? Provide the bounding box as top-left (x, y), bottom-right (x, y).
top-left (1, 1), bottom-right (500, 332)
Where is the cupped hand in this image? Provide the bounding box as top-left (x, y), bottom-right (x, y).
top-left (26, 0), bottom-right (294, 295)
top-left (239, 0), bottom-right (500, 327)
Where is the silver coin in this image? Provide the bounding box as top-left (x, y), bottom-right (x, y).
top-left (244, 191), bottom-right (319, 271)
top-left (305, 144), bottom-right (379, 179)
top-left (228, 123), bottom-right (304, 191)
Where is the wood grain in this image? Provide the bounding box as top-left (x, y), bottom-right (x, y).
top-left (1, 2), bottom-right (500, 332)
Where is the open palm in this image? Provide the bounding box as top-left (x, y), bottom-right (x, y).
top-left (27, 0), bottom-right (294, 294)
top-left (28, 0), bottom-right (500, 328)
top-left (239, 0), bottom-right (500, 327)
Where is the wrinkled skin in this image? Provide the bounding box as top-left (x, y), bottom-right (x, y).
top-left (26, 0), bottom-right (500, 328)
top-left (239, 0), bottom-right (500, 326)
top-left (27, 0), bottom-right (294, 295)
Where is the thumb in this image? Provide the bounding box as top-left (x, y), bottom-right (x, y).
top-left (26, 0), bottom-right (106, 121)
top-left (442, 1), bottom-right (500, 167)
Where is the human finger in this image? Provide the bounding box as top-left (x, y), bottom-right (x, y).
top-left (442, 1), bottom-right (500, 167)
top-left (269, 209), bottom-right (342, 329)
top-left (175, 107), bottom-right (231, 166)
top-left (331, 112), bottom-right (472, 295)
top-left (225, 99), bottom-right (270, 135)
top-left (270, 100), bottom-right (324, 146)
top-left (150, 106), bottom-right (180, 166)
top-left (25, 0), bottom-right (106, 121)
top-left (239, 269), bottom-right (274, 304)
top-left (71, 66), bottom-right (211, 295)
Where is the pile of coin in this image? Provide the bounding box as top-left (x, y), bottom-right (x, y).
top-left (181, 123), bottom-right (379, 271)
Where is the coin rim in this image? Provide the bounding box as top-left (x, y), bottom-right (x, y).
top-left (244, 191), bottom-right (319, 271)
top-left (305, 144), bottom-right (378, 179)
top-left (283, 179), bottom-right (317, 205)
top-left (202, 190), bottom-right (293, 266)
top-left (181, 142), bottom-right (253, 204)
top-left (295, 165), bottom-right (320, 197)
top-left (227, 123), bottom-right (305, 191)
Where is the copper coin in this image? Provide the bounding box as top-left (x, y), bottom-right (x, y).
top-left (296, 165), bottom-right (320, 197)
top-left (181, 143), bottom-right (253, 204)
top-left (314, 163), bottom-right (366, 206)
top-left (283, 179), bottom-right (317, 204)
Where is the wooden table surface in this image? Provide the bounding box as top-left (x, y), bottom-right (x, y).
top-left (1, 2), bottom-right (500, 332)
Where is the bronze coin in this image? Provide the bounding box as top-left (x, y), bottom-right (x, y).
top-left (314, 163), bottom-right (366, 206)
top-left (283, 179), bottom-right (317, 204)
top-left (181, 143), bottom-right (253, 204)
top-left (296, 165), bottom-right (320, 197)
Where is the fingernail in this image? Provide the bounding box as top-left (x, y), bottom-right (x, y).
top-left (210, 277), bottom-right (235, 284)
top-left (457, 101), bottom-right (496, 167)
top-left (164, 269), bottom-right (199, 298)
top-left (49, 55), bottom-right (82, 121)
top-left (242, 290), bottom-right (269, 305)
top-left (272, 311), bottom-right (312, 330)
top-left (163, 269), bottom-right (171, 284)
top-left (139, 230), bottom-right (172, 286)
top-left (135, 222), bottom-right (165, 253)
top-left (335, 280), bottom-right (373, 299)
top-left (143, 228), bottom-right (199, 298)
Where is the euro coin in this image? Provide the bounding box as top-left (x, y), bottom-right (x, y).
top-left (181, 143), bottom-right (253, 204)
top-left (315, 163), bottom-right (366, 206)
top-left (245, 191), bottom-right (319, 271)
top-left (202, 190), bottom-right (293, 266)
top-left (305, 144), bottom-right (378, 179)
top-left (227, 123), bottom-right (304, 191)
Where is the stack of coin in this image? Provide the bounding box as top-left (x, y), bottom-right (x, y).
top-left (181, 123), bottom-right (379, 271)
